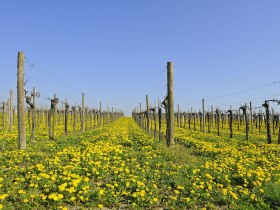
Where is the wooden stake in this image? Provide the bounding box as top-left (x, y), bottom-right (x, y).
top-left (31, 87), bottom-right (36, 141)
top-left (146, 95), bottom-right (150, 133)
top-left (81, 93), bottom-right (85, 132)
top-left (250, 101), bottom-right (253, 132)
top-left (17, 51), bottom-right (26, 149)
top-left (158, 98), bottom-right (162, 141)
top-left (167, 62), bottom-right (174, 146)
top-left (9, 90), bottom-right (13, 131)
top-left (98, 101), bottom-right (101, 126)
top-left (202, 98), bottom-right (205, 133)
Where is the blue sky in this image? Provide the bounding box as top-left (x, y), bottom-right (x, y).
top-left (1, 1), bottom-right (280, 115)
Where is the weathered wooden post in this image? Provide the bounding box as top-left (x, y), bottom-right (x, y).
top-left (177, 104), bottom-right (180, 128)
top-left (158, 98), bottom-right (162, 141)
top-left (240, 104), bottom-right (249, 141)
top-left (262, 101), bottom-right (272, 144)
top-left (228, 110), bottom-right (233, 138)
top-left (139, 103), bottom-right (142, 127)
top-left (151, 107), bottom-right (156, 137)
top-left (216, 109), bottom-right (220, 136)
top-left (9, 90), bottom-right (13, 131)
top-left (2, 102), bottom-right (5, 130)
top-left (272, 108), bottom-right (275, 134)
top-left (48, 96), bottom-right (58, 140)
top-left (17, 51), bottom-right (26, 149)
top-left (193, 112), bottom-right (196, 131)
top-left (207, 112), bottom-right (211, 133)
top-left (166, 62), bottom-right (174, 146)
top-left (99, 101), bottom-right (102, 126)
top-left (54, 94), bottom-right (57, 126)
top-left (202, 98), bottom-right (205, 133)
top-left (250, 101), bottom-right (253, 132)
top-left (31, 87), bottom-right (37, 141)
top-left (278, 121), bottom-right (280, 144)
top-left (64, 98), bottom-right (69, 135)
top-left (72, 104), bottom-right (77, 132)
top-left (188, 110), bottom-right (191, 129)
top-left (146, 95), bottom-right (150, 133)
top-left (81, 93), bottom-right (85, 132)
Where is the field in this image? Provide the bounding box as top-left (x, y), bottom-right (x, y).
top-left (0, 117), bottom-right (279, 210)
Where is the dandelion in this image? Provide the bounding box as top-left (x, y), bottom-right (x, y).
top-left (98, 189), bottom-right (104, 196)
top-left (185, 197), bottom-right (191, 202)
top-left (174, 190), bottom-right (180, 195)
top-left (18, 190), bottom-right (25, 194)
top-left (153, 197), bottom-right (158, 202)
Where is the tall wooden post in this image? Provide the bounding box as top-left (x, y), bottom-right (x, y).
top-left (167, 62), bottom-right (174, 146)
top-left (81, 93), bottom-right (85, 132)
top-left (9, 90), bottom-right (13, 131)
top-left (17, 51), bottom-right (26, 150)
top-left (202, 98), bottom-right (205, 133)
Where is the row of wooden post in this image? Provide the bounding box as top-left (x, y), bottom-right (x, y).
top-left (14, 51), bottom-right (123, 150)
top-left (133, 98), bottom-right (280, 144)
top-left (132, 62), bottom-right (174, 147)
top-left (131, 61), bottom-right (279, 145)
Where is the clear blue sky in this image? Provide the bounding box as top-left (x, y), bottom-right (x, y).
top-left (1, 1), bottom-right (280, 115)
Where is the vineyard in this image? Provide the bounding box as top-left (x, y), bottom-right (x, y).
top-left (0, 54), bottom-right (280, 210)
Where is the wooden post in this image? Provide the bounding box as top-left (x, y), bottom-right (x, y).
top-left (278, 116), bottom-right (280, 144)
top-left (9, 90), bottom-right (13, 131)
top-left (99, 101), bottom-right (102, 126)
top-left (81, 93), bottom-right (85, 132)
top-left (54, 94), bottom-right (57, 126)
top-left (167, 62), bottom-right (174, 146)
top-left (245, 103), bottom-right (249, 141)
top-left (2, 102), bottom-right (5, 130)
top-left (158, 98), bottom-right (162, 141)
top-left (17, 51), bottom-right (26, 149)
top-left (139, 103), bottom-right (142, 127)
top-left (229, 110), bottom-right (233, 138)
top-left (202, 98), bottom-right (205, 133)
top-left (31, 87), bottom-right (36, 141)
top-left (146, 95), bottom-right (150, 133)
top-left (272, 108), bottom-right (275, 134)
top-left (177, 104), bottom-right (180, 128)
top-left (216, 109), bottom-right (220, 136)
top-left (263, 101), bottom-right (272, 144)
top-left (64, 98), bottom-right (69, 135)
top-left (250, 101), bottom-right (253, 132)
top-left (211, 106), bottom-right (214, 126)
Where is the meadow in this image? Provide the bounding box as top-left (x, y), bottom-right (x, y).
top-left (0, 117), bottom-right (279, 209)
